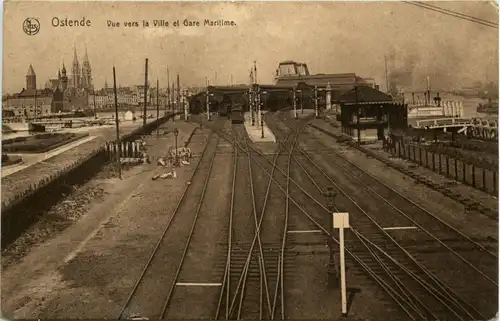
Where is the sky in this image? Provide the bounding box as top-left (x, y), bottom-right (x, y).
top-left (3, 1), bottom-right (499, 94)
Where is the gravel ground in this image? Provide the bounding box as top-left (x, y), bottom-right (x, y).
top-left (1, 121), bottom-right (200, 319)
top-left (297, 121), bottom-right (497, 319)
top-left (165, 149), bottom-right (234, 319)
top-left (285, 146), bottom-right (408, 321)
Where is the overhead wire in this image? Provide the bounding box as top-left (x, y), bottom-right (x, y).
top-left (405, 1), bottom-right (499, 29)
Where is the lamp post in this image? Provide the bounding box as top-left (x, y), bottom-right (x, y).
top-left (300, 89), bottom-right (304, 114)
top-left (206, 88), bottom-right (211, 121)
top-left (261, 111), bottom-right (264, 139)
top-left (174, 128), bottom-right (179, 166)
top-left (324, 186), bottom-right (339, 288)
top-left (251, 86), bottom-right (256, 126)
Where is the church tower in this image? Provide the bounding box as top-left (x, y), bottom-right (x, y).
top-left (61, 63), bottom-right (68, 91)
top-left (26, 64), bottom-right (36, 90)
top-left (82, 45), bottom-right (92, 89)
top-left (71, 47), bottom-right (81, 88)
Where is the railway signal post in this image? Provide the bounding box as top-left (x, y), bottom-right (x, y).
top-left (334, 212), bottom-right (350, 318)
top-left (293, 88), bottom-right (298, 119)
top-left (315, 86), bottom-right (319, 118)
top-left (206, 88), bottom-right (211, 121)
top-left (257, 87), bottom-right (261, 128)
top-left (325, 187), bottom-right (339, 288)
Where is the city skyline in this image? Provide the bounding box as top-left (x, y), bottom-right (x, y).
top-left (3, 1), bottom-right (498, 94)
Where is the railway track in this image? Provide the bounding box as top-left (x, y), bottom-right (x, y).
top-left (116, 123), bottom-right (224, 320)
top-left (276, 114), bottom-right (498, 320)
top-left (202, 115), bottom-right (416, 319)
top-left (191, 114), bottom-right (498, 320)
top-left (214, 123), bottom-right (296, 320)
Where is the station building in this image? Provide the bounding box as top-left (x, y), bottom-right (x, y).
top-left (338, 86), bottom-right (408, 142)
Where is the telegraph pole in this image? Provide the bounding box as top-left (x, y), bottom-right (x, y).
top-left (167, 67), bottom-right (171, 116)
top-left (384, 55), bottom-right (389, 94)
top-left (143, 58), bottom-right (148, 126)
top-left (113, 66), bottom-right (122, 180)
top-left (253, 60), bottom-right (257, 84)
top-left (177, 73), bottom-right (180, 115)
top-left (172, 80), bottom-right (176, 122)
top-left (356, 85), bottom-right (360, 144)
top-left (156, 79), bottom-right (160, 138)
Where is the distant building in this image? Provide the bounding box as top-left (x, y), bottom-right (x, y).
top-left (44, 46), bottom-right (93, 111)
top-left (3, 65), bottom-right (64, 117)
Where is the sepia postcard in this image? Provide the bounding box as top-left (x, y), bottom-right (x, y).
top-left (1, 1), bottom-right (499, 320)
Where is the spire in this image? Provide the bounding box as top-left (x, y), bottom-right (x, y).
top-left (58, 68), bottom-right (61, 78)
top-left (27, 64), bottom-right (35, 76)
top-left (83, 43), bottom-right (89, 62)
top-left (73, 45), bottom-right (78, 61)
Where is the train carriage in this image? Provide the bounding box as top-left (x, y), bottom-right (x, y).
top-left (231, 108), bottom-right (244, 124)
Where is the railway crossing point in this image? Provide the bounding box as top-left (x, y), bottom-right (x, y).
top-left (333, 212), bottom-right (350, 317)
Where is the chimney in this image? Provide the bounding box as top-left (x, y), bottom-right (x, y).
top-left (375, 85), bottom-right (380, 91)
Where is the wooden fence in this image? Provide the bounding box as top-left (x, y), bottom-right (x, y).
top-left (385, 140), bottom-right (498, 196)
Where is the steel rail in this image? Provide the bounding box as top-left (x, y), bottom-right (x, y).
top-left (289, 128), bottom-right (484, 319)
top-left (230, 124), bottom-right (423, 320)
top-left (240, 138), bottom-right (272, 320)
top-left (307, 125), bottom-right (498, 259)
top-left (271, 116), bottom-right (448, 320)
top-left (354, 228), bottom-right (485, 320)
top-left (227, 130), bottom-right (287, 319)
top-left (292, 137), bottom-right (483, 319)
top-left (201, 120), bottom-right (425, 319)
top-left (304, 130), bottom-right (498, 284)
top-left (196, 119), bottom-right (478, 319)
top-left (268, 117), bottom-right (302, 320)
top-left (278, 115), bottom-right (483, 319)
top-left (116, 131), bottom-right (217, 320)
top-left (268, 114), bottom-right (432, 319)
top-left (286, 139), bottom-right (442, 320)
top-left (351, 229), bottom-right (432, 320)
top-left (214, 134), bottom-right (238, 320)
top-left (159, 135), bottom-right (220, 318)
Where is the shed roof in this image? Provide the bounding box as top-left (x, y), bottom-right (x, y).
top-left (339, 86), bottom-right (393, 104)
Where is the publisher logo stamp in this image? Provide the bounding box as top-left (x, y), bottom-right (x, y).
top-left (23, 18), bottom-right (40, 35)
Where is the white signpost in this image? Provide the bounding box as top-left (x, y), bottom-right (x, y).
top-left (333, 212), bottom-right (350, 317)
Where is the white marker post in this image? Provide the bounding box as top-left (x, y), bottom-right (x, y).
top-left (333, 212), bottom-right (350, 317)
